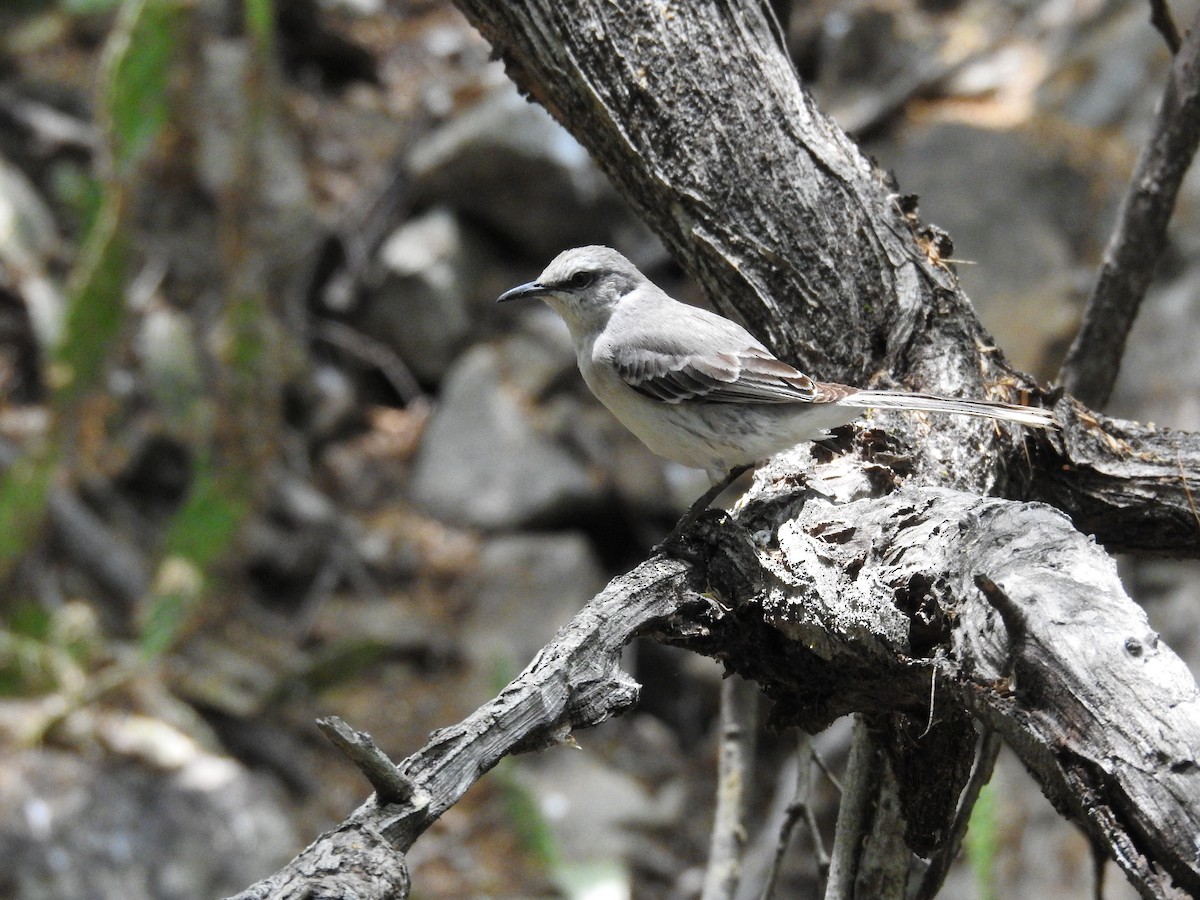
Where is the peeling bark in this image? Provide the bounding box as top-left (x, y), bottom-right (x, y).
top-left (723, 463), bottom-right (1200, 897)
top-left (232, 477), bottom-right (1200, 898)
top-left (231, 1), bottom-right (1200, 897)
top-left (1032, 400), bottom-right (1200, 556)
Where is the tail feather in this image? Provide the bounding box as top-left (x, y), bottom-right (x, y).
top-left (839, 389), bottom-right (1057, 429)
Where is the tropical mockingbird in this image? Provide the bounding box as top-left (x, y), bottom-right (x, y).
top-left (499, 245), bottom-right (1055, 537)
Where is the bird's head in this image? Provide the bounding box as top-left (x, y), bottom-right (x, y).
top-left (497, 245), bottom-right (645, 338)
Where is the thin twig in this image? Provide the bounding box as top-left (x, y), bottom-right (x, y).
top-left (759, 734), bottom-right (829, 900)
top-left (316, 715), bottom-right (422, 806)
top-left (824, 717), bottom-right (876, 900)
top-left (1057, 7), bottom-right (1200, 407)
top-left (1148, 0), bottom-right (1182, 54)
top-left (702, 675), bottom-right (760, 900)
top-left (810, 745), bottom-right (843, 795)
top-left (313, 318), bottom-right (425, 404)
top-left (1178, 447), bottom-right (1200, 531)
top-left (802, 748), bottom-right (832, 878)
top-left (913, 728), bottom-right (1004, 900)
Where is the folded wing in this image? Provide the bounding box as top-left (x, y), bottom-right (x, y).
top-left (612, 343), bottom-right (854, 405)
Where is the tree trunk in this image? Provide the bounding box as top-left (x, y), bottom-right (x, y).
top-left (229, 1), bottom-right (1200, 898)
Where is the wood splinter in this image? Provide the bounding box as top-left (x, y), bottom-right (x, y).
top-left (316, 715), bottom-right (425, 807)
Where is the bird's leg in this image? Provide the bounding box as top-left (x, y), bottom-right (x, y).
top-left (653, 464), bottom-right (752, 558)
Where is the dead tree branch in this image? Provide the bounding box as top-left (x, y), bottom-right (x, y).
top-left (230, 2), bottom-right (1200, 897)
top-left (229, 554), bottom-right (705, 899)
top-left (232, 467), bottom-right (1200, 899)
top-left (720, 464), bottom-right (1200, 898)
top-left (1031, 399), bottom-right (1200, 555)
top-left (1057, 6), bottom-right (1200, 407)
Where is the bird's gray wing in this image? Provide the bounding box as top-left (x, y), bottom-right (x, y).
top-left (612, 343), bottom-right (837, 405)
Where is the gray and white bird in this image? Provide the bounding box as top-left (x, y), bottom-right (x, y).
top-left (501, 243), bottom-right (1056, 480)
top-left (499, 245), bottom-right (1054, 491)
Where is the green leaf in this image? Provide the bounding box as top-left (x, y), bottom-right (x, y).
top-left (163, 462), bottom-right (248, 567)
top-left (243, 0), bottom-right (274, 49)
top-left (0, 455), bottom-right (54, 567)
top-left (966, 781), bottom-right (999, 900)
top-left (53, 197), bottom-right (126, 406)
top-left (103, 0), bottom-right (181, 177)
top-left (62, 0), bottom-right (123, 14)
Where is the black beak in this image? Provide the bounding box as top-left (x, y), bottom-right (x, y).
top-left (497, 280), bottom-right (548, 303)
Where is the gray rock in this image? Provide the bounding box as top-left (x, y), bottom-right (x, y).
top-left (136, 306), bottom-right (204, 419)
top-left (874, 122), bottom-right (1101, 377)
top-left (464, 531), bottom-right (606, 665)
top-left (409, 335), bottom-right (602, 529)
top-left (407, 87), bottom-right (633, 258)
top-left (0, 744), bottom-right (296, 900)
top-left (1036, 6), bottom-right (1172, 138)
top-left (303, 364), bottom-right (358, 442)
top-left (359, 207), bottom-right (487, 383)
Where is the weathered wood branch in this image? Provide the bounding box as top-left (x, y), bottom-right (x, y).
top-left (233, 463), bottom-right (1200, 898)
top-left (1033, 399), bottom-right (1200, 556)
top-left (230, 2), bottom-right (1200, 897)
top-left (722, 462), bottom-right (1200, 898)
top-left (229, 555), bottom-right (704, 899)
top-left (314, 716), bottom-right (417, 806)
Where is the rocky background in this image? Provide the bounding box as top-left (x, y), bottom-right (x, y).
top-left (0, 1), bottom-right (1197, 898)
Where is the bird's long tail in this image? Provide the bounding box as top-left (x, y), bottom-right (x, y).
top-left (839, 389), bottom-right (1057, 429)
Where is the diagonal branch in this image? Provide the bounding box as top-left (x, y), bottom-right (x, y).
top-left (228, 554), bottom-right (704, 899)
top-left (1056, 7), bottom-right (1200, 408)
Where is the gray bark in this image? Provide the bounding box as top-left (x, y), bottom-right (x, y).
top-left (1029, 400), bottom-right (1200, 556)
top-left (230, 0), bottom-right (1200, 897)
top-left (233, 477), bottom-right (1200, 899)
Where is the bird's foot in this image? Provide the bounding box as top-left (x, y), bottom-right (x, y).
top-left (651, 464), bottom-right (751, 561)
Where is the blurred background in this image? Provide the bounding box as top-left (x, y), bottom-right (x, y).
top-left (0, 0), bottom-right (1197, 897)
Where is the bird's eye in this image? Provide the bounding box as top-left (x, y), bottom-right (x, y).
top-left (566, 271), bottom-right (595, 289)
